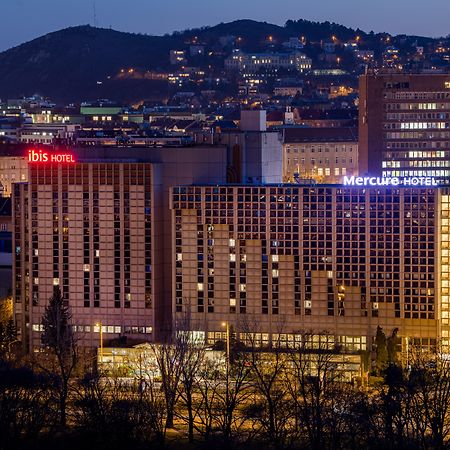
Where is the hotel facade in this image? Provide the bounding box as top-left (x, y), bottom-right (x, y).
top-left (171, 181), bottom-right (450, 353)
top-left (12, 147), bottom-right (227, 351)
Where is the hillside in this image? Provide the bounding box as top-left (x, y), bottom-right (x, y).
top-left (0, 25), bottom-right (180, 103)
top-left (0, 20), bottom-right (437, 103)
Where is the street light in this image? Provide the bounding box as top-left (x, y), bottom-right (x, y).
top-left (96, 322), bottom-right (103, 366)
top-left (221, 322), bottom-right (230, 393)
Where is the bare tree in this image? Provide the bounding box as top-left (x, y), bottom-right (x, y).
top-left (0, 361), bottom-right (55, 448)
top-left (198, 350), bottom-right (252, 444)
top-left (285, 333), bottom-right (340, 450)
top-left (75, 371), bottom-right (166, 447)
top-left (0, 295), bottom-right (16, 360)
top-left (407, 345), bottom-right (450, 449)
top-left (245, 330), bottom-right (293, 448)
top-left (151, 343), bottom-right (179, 429)
top-left (176, 331), bottom-right (206, 443)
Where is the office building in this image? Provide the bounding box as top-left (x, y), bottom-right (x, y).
top-left (359, 72), bottom-right (450, 182)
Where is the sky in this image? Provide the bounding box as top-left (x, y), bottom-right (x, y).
top-left (1, 0), bottom-right (449, 52)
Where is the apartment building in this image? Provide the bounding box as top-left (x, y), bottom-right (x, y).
top-left (282, 127), bottom-right (358, 183)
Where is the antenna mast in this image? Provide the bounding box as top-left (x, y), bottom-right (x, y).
top-left (92, 0), bottom-right (98, 27)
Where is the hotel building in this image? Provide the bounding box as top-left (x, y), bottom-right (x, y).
top-left (171, 182), bottom-right (450, 353)
top-left (13, 146), bottom-right (227, 350)
top-left (359, 72), bottom-right (450, 182)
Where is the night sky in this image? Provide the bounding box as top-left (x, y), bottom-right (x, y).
top-left (1, 0), bottom-right (449, 52)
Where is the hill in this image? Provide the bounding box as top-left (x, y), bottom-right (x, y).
top-left (0, 25), bottom-right (181, 103)
top-left (0, 20), bottom-right (437, 104)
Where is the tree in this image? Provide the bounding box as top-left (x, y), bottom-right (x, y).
top-left (0, 361), bottom-right (55, 448)
top-left (75, 371), bottom-right (166, 448)
top-left (152, 339), bottom-right (184, 429)
top-left (41, 286), bottom-right (78, 427)
top-left (375, 326), bottom-right (388, 374)
top-left (286, 333), bottom-right (340, 450)
top-left (0, 296), bottom-right (16, 360)
top-left (196, 350), bottom-right (252, 444)
top-left (176, 331), bottom-right (206, 443)
top-left (246, 332), bottom-right (292, 448)
top-left (387, 328), bottom-right (400, 364)
top-left (407, 346), bottom-right (450, 449)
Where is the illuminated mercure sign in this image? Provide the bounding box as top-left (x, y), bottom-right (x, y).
top-left (28, 149), bottom-right (75, 163)
top-left (343, 176), bottom-right (439, 187)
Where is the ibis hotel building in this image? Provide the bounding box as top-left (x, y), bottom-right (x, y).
top-left (12, 147), bottom-right (227, 351)
top-left (171, 178), bottom-right (450, 354)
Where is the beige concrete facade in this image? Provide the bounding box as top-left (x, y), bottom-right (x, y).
top-left (172, 185), bottom-right (442, 353)
top-left (14, 162), bottom-right (157, 350)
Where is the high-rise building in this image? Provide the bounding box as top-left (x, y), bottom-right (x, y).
top-left (14, 160), bottom-right (157, 350)
top-left (171, 182), bottom-right (450, 353)
top-left (359, 72), bottom-right (450, 181)
top-left (12, 146), bottom-right (228, 351)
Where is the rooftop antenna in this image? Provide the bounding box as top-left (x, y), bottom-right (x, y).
top-left (92, 0), bottom-right (98, 28)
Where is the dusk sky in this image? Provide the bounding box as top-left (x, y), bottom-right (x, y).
top-left (1, 0), bottom-right (450, 52)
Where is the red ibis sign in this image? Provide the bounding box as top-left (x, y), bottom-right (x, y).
top-left (28, 149), bottom-right (75, 163)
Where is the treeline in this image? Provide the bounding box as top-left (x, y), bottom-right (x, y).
top-left (0, 290), bottom-right (450, 449)
top-left (2, 340), bottom-right (450, 449)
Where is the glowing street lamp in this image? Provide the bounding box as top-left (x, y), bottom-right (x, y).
top-left (96, 322), bottom-right (103, 364)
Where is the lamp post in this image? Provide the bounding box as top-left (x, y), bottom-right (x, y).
top-left (222, 322), bottom-right (230, 396)
top-left (96, 322), bottom-right (103, 367)
top-left (7, 339), bottom-right (20, 359)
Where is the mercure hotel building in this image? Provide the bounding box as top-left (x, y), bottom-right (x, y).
top-left (171, 178), bottom-right (450, 354)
